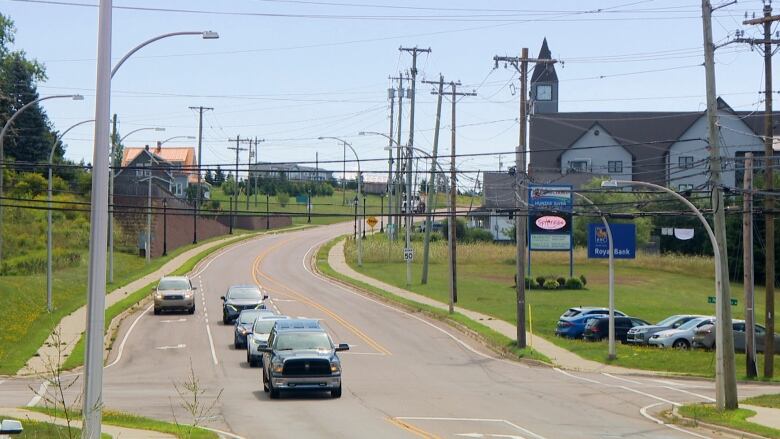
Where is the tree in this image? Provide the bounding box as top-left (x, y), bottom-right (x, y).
top-left (277, 192), bottom-right (290, 207)
top-left (213, 166), bottom-right (225, 186)
top-left (0, 14), bottom-right (57, 164)
top-left (204, 169), bottom-right (214, 185)
top-left (221, 175), bottom-right (237, 196)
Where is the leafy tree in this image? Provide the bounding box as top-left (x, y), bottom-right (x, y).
top-left (277, 192), bottom-right (290, 207)
top-left (221, 175), bottom-right (237, 196)
top-left (213, 166), bottom-right (225, 186)
top-left (204, 169), bottom-right (214, 185)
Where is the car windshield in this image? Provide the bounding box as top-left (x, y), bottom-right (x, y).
top-left (158, 279), bottom-right (189, 290)
top-left (678, 318), bottom-right (706, 330)
top-left (229, 288), bottom-right (261, 300)
top-left (238, 310), bottom-right (266, 324)
top-left (274, 332), bottom-right (331, 350)
top-left (254, 319), bottom-right (284, 334)
top-left (656, 315), bottom-right (683, 326)
top-left (562, 309), bottom-right (580, 317)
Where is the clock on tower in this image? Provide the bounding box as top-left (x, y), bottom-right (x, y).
top-left (536, 84), bottom-right (552, 101)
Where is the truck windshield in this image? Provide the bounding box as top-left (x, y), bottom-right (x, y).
top-left (274, 332), bottom-right (331, 350)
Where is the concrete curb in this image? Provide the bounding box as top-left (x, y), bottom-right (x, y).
top-left (669, 405), bottom-right (771, 439)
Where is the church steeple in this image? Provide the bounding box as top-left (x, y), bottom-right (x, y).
top-left (530, 38), bottom-right (558, 114)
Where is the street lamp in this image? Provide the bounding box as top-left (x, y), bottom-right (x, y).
top-left (109, 126), bottom-right (165, 283)
top-left (318, 136), bottom-right (362, 266)
top-left (360, 131), bottom-right (396, 239)
top-left (159, 135), bottom-right (196, 145)
top-left (82, 25), bottom-right (219, 438)
top-left (0, 94), bottom-right (83, 265)
top-left (46, 119), bottom-right (94, 313)
top-left (601, 179), bottom-right (736, 410)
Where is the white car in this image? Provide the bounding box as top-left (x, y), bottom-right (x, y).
top-left (247, 315), bottom-right (290, 367)
top-left (648, 316), bottom-right (714, 349)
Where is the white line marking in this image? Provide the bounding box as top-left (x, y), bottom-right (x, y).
top-left (206, 324), bottom-right (218, 365)
top-left (639, 403), bottom-right (712, 438)
top-left (650, 379), bottom-right (710, 389)
top-left (0, 380), bottom-right (5, 386)
top-left (555, 369), bottom-right (681, 406)
top-left (553, 368), bottom-right (601, 384)
top-left (105, 303), bottom-right (154, 369)
top-left (660, 386), bottom-right (715, 402)
top-left (202, 426), bottom-right (247, 439)
top-left (160, 318), bottom-right (187, 323)
top-left (155, 344), bottom-right (186, 350)
top-left (602, 373), bottom-right (643, 385)
top-left (396, 417), bottom-right (546, 439)
top-left (27, 381), bottom-right (49, 407)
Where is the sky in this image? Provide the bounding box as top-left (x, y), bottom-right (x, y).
top-left (2, 0), bottom-right (777, 188)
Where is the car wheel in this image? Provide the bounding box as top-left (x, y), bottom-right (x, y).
top-left (153, 308), bottom-right (160, 315)
top-left (188, 306), bottom-right (195, 315)
top-left (249, 356), bottom-right (257, 368)
top-left (262, 371), bottom-right (269, 392)
top-left (222, 311), bottom-right (229, 325)
top-left (331, 385), bottom-right (342, 398)
top-left (269, 380), bottom-right (280, 399)
top-left (672, 339), bottom-right (690, 350)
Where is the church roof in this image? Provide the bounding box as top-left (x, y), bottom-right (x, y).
top-left (531, 38), bottom-right (558, 83)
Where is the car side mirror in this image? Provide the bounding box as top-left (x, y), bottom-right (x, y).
top-left (259, 347), bottom-right (273, 353)
top-left (335, 343), bottom-right (350, 352)
top-left (0, 419), bottom-right (23, 434)
top-left (220, 296), bottom-right (226, 301)
top-left (263, 295), bottom-right (269, 300)
top-left (192, 287), bottom-right (198, 290)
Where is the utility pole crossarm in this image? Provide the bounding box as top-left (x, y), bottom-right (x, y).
top-left (744, 14), bottom-right (780, 25)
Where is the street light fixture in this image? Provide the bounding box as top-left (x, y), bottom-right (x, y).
top-left (601, 179), bottom-right (736, 409)
top-left (0, 93), bottom-right (84, 265)
top-left (318, 136), bottom-right (362, 266)
top-left (82, 23), bottom-right (219, 438)
top-left (159, 135), bottom-right (196, 145)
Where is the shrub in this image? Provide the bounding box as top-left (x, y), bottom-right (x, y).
top-left (0, 249), bottom-right (82, 275)
top-left (441, 218), bottom-right (467, 240)
top-left (277, 192), bottom-right (290, 207)
top-left (525, 276), bottom-right (538, 289)
top-left (556, 276), bottom-right (566, 287)
top-left (535, 276), bottom-right (546, 287)
top-left (464, 227), bottom-right (494, 243)
top-left (543, 279), bottom-right (559, 290)
top-left (565, 277), bottom-right (584, 290)
top-left (579, 274), bottom-right (588, 286)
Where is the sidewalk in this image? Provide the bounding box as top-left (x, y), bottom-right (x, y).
top-left (19, 232), bottom-right (260, 376)
top-left (327, 240), bottom-right (655, 374)
top-left (743, 404), bottom-right (780, 430)
top-left (0, 407), bottom-right (175, 438)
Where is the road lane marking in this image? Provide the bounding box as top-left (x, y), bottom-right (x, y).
top-left (105, 303), bottom-right (154, 370)
top-left (650, 378), bottom-right (710, 389)
top-left (206, 324), bottom-right (218, 365)
top-left (155, 344), bottom-right (186, 350)
top-left (602, 374), bottom-right (716, 402)
top-left (251, 238), bottom-right (391, 356)
top-left (601, 373), bottom-right (643, 385)
top-left (160, 318), bottom-right (187, 323)
top-left (396, 417), bottom-right (546, 439)
top-left (202, 426), bottom-right (247, 439)
top-left (658, 386), bottom-right (715, 402)
top-left (386, 417), bottom-right (442, 439)
top-left (639, 403), bottom-right (712, 438)
top-left (27, 381), bottom-right (49, 407)
top-left (555, 368), bottom-right (681, 406)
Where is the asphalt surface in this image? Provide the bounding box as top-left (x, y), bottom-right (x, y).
top-left (3, 222), bottom-right (779, 438)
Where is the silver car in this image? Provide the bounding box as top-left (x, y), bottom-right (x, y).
top-left (648, 316), bottom-right (714, 349)
top-left (153, 276), bottom-right (195, 315)
top-left (626, 315), bottom-right (707, 345)
top-left (247, 315), bottom-right (290, 367)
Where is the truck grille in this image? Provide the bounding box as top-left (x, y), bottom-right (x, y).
top-left (165, 295), bottom-right (183, 300)
top-left (283, 359), bottom-right (331, 376)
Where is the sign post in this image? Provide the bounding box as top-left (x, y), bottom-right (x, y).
top-left (367, 216), bottom-right (378, 233)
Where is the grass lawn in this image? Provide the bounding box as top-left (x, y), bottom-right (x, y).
top-left (342, 235), bottom-right (780, 379)
top-left (0, 415), bottom-right (111, 439)
top-left (27, 407), bottom-right (217, 439)
top-left (0, 231), bottom-right (253, 375)
top-left (315, 238), bottom-right (550, 364)
top-left (743, 393), bottom-right (780, 408)
top-left (678, 404), bottom-right (780, 438)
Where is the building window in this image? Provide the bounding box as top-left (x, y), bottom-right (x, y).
top-left (608, 161), bottom-right (623, 173)
top-left (678, 184), bottom-right (694, 192)
top-left (568, 160), bottom-right (590, 172)
top-left (679, 156), bottom-right (694, 169)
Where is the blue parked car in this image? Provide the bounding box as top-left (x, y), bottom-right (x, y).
top-left (555, 307), bottom-right (626, 339)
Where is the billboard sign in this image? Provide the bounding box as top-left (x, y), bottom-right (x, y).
top-left (528, 184), bottom-right (573, 251)
top-left (587, 223), bottom-right (636, 259)
top-left (528, 185), bottom-right (573, 212)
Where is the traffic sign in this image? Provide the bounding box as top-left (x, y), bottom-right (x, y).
top-left (708, 296), bottom-right (738, 306)
top-left (367, 216), bottom-right (378, 229)
top-left (403, 247), bottom-right (414, 261)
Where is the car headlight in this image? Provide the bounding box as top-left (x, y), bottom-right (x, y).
top-left (330, 362), bottom-right (340, 373)
top-left (239, 327), bottom-right (248, 335)
top-left (272, 362), bottom-right (283, 374)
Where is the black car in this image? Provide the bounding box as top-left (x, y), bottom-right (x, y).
top-left (583, 317), bottom-right (651, 342)
top-left (221, 285), bottom-right (268, 324)
top-left (234, 309), bottom-right (275, 348)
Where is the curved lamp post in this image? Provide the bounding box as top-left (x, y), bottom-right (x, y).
top-left (82, 27), bottom-right (219, 438)
top-left (47, 119), bottom-right (94, 313)
top-left (159, 135), bottom-right (196, 145)
top-left (601, 179), bottom-right (736, 410)
top-left (0, 94), bottom-right (84, 266)
top-left (319, 136), bottom-right (362, 266)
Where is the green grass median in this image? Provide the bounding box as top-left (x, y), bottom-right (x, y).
top-left (678, 403), bottom-right (780, 438)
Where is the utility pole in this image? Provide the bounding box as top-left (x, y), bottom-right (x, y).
top-left (400, 46), bottom-right (431, 285)
top-left (740, 4), bottom-right (779, 378)
top-left (108, 113), bottom-right (117, 283)
top-left (743, 153), bottom-right (757, 378)
top-left (387, 85), bottom-right (396, 236)
top-left (702, 0), bottom-right (738, 409)
top-left (421, 75), bottom-right (444, 284)
top-left (189, 106), bottom-right (212, 244)
top-left (228, 136), bottom-right (248, 234)
top-left (392, 73), bottom-right (407, 241)
top-left (493, 49), bottom-right (556, 349)
top-left (247, 140), bottom-right (253, 210)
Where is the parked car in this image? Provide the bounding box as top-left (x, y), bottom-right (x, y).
top-left (626, 315), bottom-right (706, 345)
top-left (234, 309), bottom-right (276, 349)
top-left (261, 319), bottom-right (349, 399)
top-left (648, 316), bottom-right (714, 349)
top-left (693, 321), bottom-right (780, 353)
top-left (247, 315), bottom-right (290, 367)
top-left (0, 419), bottom-right (22, 435)
top-left (221, 285), bottom-right (269, 324)
top-left (583, 317), bottom-right (651, 342)
top-left (555, 307), bottom-right (626, 339)
top-left (153, 276), bottom-right (196, 315)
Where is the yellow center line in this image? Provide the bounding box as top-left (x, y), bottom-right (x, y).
top-left (385, 417), bottom-right (442, 439)
top-left (250, 236), bottom-right (392, 356)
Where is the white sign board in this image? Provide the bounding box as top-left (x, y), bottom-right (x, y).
top-left (403, 247), bottom-right (414, 261)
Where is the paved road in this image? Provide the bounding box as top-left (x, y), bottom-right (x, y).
top-left (2, 223), bottom-right (777, 438)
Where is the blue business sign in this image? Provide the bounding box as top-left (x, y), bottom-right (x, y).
top-left (528, 185), bottom-right (573, 251)
top-left (528, 185), bottom-right (573, 212)
top-left (587, 223), bottom-right (636, 259)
